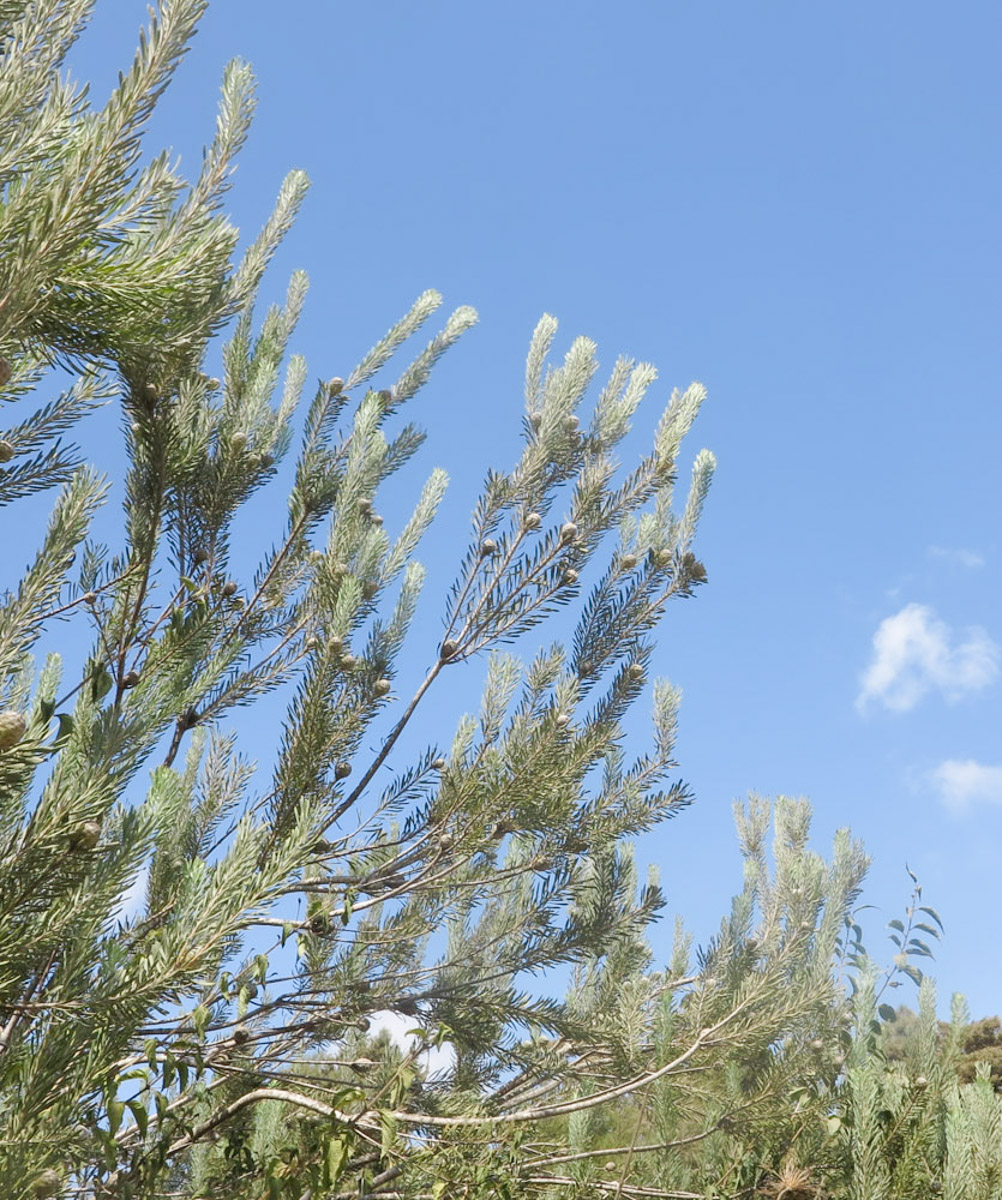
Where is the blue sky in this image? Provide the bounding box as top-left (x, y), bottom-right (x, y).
top-left (38, 2), bottom-right (1002, 1014)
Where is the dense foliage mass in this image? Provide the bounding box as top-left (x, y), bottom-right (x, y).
top-left (0, 5), bottom-right (997, 1199)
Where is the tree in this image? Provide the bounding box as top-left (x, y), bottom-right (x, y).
top-left (5, 6), bottom-right (991, 1200)
top-left (1, 4), bottom-right (723, 1195)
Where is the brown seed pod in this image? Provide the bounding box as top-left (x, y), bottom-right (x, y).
top-left (524, 512), bottom-right (542, 531)
top-left (230, 431), bottom-right (247, 451)
top-left (0, 440), bottom-right (14, 463)
top-left (82, 591), bottom-right (98, 606)
top-left (554, 713), bottom-right (569, 728)
top-left (374, 678), bottom-right (391, 696)
top-left (31, 1170), bottom-right (62, 1198)
top-left (221, 581), bottom-right (238, 597)
top-left (480, 538), bottom-right (498, 556)
top-left (362, 581), bottom-right (377, 599)
top-left (810, 1038), bottom-right (824, 1051)
top-left (559, 521), bottom-right (578, 543)
top-left (340, 654), bottom-right (357, 670)
top-left (562, 414), bottom-right (579, 432)
top-left (621, 552), bottom-right (638, 570)
top-left (431, 757), bottom-right (446, 770)
top-left (328, 377), bottom-right (345, 395)
top-left (233, 1025), bottom-right (251, 1045)
top-left (0, 710), bottom-right (27, 750)
top-left (357, 497), bottom-right (372, 515)
top-left (305, 636), bottom-right (320, 650)
top-left (378, 388), bottom-right (394, 405)
top-left (334, 762), bottom-right (352, 780)
top-left (329, 636), bottom-right (344, 654)
top-left (440, 639), bottom-right (460, 661)
top-left (70, 820), bottom-right (101, 851)
top-left (628, 663), bottom-right (644, 680)
top-left (529, 412), bottom-right (542, 430)
top-left (0, 358), bottom-right (11, 388)
top-left (122, 671), bottom-right (140, 689)
top-left (370, 513), bottom-right (383, 527)
top-left (562, 568), bottom-right (579, 585)
top-left (915, 1075), bottom-right (929, 1090)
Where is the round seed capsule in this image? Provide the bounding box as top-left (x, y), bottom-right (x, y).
top-left (374, 678), bottom-right (391, 696)
top-left (440, 639), bottom-right (460, 661)
top-left (621, 553), bottom-right (638, 570)
top-left (559, 521), bottom-right (578, 543)
top-left (0, 440), bottom-right (14, 463)
top-left (524, 512), bottom-right (542, 531)
top-left (0, 710), bottom-right (27, 750)
top-left (334, 762), bottom-right (352, 780)
top-left (71, 820), bottom-right (101, 851)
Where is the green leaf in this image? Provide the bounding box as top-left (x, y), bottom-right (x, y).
top-left (887, 919), bottom-right (905, 933)
top-left (324, 1136), bottom-right (350, 1187)
top-left (107, 1098), bottom-right (124, 1136)
top-left (191, 1005), bottom-right (210, 1041)
top-left (878, 1004), bottom-right (897, 1022)
top-left (90, 663), bottom-right (113, 702)
top-left (127, 1098), bottom-right (149, 1138)
top-left (919, 906), bottom-right (945, 933)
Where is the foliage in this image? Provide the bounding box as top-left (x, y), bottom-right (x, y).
top-left (0, 4), bottom-right (724, 1196)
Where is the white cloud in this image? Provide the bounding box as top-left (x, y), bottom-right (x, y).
top-left (856, 603), bottom-right (999, 713)
top-left (930, 759), bottom-right (1002, 813)
top-left (369, 1010), bottom-right (455, 1076)
top-left (927, 546), bottom-right (986, 569)
top-left (112, 863), bottom-right (149, 924)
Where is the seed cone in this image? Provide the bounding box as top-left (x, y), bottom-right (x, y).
top-left (0, 710), bottom-right (27, 750)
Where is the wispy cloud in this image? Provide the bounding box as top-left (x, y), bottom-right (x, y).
top-left (927, 545), bottom-right (986, 569)
top-left (857, 603), bottom-right (999, 712)
top-left (930, 759), bottom-right (1002, 813)
top-left (369, 1010), bottom-right (455, 1075)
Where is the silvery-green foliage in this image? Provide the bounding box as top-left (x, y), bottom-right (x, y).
top-left (0, 4), bottom-right (728, 1196)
